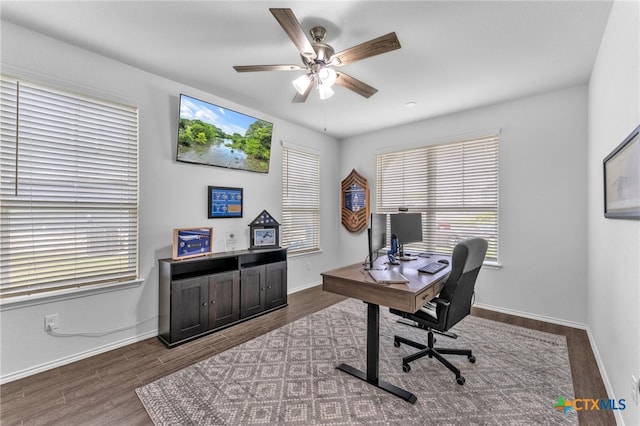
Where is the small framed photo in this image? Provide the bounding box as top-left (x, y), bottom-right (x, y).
top-left (253, 228), bottom-right (277, 248)
top-left (248, 210), bottom-right (280, 250)
top-left (603, 124), bottom-right (640, 219)
top-left (208, 186), bottom-right (243, 219)
top-left (172, 227), bottom-right (213, 260)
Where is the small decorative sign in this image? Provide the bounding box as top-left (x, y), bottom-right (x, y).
top-left (224, 231), bottom-right (239, 252)
top-left (172, 227), bottom-right (213, 260)
top-left (208, 186), bottom-right (243, 218)
top-left (248, 210), bottom-right (280, 249)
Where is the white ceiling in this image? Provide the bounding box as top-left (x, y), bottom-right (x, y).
top-left (1, 1), bottom-right (613, 139)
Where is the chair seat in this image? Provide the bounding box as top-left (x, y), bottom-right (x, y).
top-left (389, 307), bottom-right (440, 328)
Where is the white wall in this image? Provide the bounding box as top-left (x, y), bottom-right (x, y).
top-left (339, 85), bottom-right (589, 327)
top-left (588, 0), bottom-right (640, 424)
top-left (0, 22), bottom-right (340, 382)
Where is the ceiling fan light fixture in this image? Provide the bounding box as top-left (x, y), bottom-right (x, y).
top-left (318, 67), bottom-right (337, 87)
top-left (292, 73), bottom-right (312, 95)
top-left (318, 83), bottom-right (334, 100)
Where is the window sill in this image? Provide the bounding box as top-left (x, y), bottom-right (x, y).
top-left (483, 261), bottom-right (503, 270)
top-left (287, 249), bottom-right (324, 259)
top-left (0, 279), bottom-right (144, 312)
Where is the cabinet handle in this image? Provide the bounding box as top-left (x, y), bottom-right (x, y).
top-left (202, 302), bottom-right (208, 306)
top-left (210, 300), bottom-right (215, 304)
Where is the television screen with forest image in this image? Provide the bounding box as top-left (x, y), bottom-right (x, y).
top-left (177, 94), bottom-right (273, 173)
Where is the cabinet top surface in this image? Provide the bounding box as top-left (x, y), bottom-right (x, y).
top-left (160, 247), bottom-right (286, 264)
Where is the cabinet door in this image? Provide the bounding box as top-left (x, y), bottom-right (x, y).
top-left (208, 271), bottom-right (240, 329)
top-left (240, 266), bottom-right (266, 318)
top-left (265, 261), bottom-right (287, 309)
top-left (171, 276), bottom-right (208, 342)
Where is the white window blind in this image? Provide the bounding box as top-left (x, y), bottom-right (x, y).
top-left (282, 146), bottom-right (320, 254)
top-left (376, 135), bottom-right (499, 262)
top-left (0, 76), bottom-right (139, 298)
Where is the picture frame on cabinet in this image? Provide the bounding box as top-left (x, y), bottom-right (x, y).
top-left (172, 227), bottom-right (213, 260)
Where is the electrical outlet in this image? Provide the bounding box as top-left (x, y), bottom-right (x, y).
top-left (632, 375), bottom-right (639, 405)
top-left (44, 314), bottom-right (58, 331)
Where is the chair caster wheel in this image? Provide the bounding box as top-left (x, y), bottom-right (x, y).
top-left (394, 340), bottom-right (401, 348)
top-left (456, 376), bottom-right (465, 385)
top-left (402, 364), bottom-right (411, 373)
top-left (469, 356), bottom-right (476, 363)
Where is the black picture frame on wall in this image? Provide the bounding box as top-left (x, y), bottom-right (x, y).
top-left (603, 124), bottom-right (640, 219)
top-left (208, 186), bottom-right (243, 218)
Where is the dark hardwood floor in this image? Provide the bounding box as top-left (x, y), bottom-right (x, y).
top-left (1, 286), bottom-right (614, 425)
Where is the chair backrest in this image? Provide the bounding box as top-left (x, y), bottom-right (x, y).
top-left (439, 237), bottom-right (488, 330)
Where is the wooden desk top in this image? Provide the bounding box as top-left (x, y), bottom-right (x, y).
top-left (321, 255), bottom-right (450, 313)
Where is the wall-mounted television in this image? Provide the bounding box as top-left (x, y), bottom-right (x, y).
top-left (177, 94), bottom-right (273, 173)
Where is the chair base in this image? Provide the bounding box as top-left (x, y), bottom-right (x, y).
top-left (393, 331), bottom-right (475, 385)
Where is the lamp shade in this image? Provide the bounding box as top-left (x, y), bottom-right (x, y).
top-left (318, 67), bottom-right (337, 86)
top-left (318, 83), bottom-right (334, 100)
top-left (292, 74), bottom-right (312, 95)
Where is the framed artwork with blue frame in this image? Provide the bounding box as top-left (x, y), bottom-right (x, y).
top-left (172, 227), bottom-right (213, 260)
top-left (208, 186), bottom-right (243, 218)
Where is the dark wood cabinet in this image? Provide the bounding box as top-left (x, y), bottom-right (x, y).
top-left (238, 261), bottom-right (288, 318)
top-left (240, 265), bottom-right (266, 318)
top-left (170, 276), bottom-right (209, 343)
top-left (208, 271), bottom-right (240, 329)
top-left (158, 248), bottom-right (287, 347)
top-left (266, 261), bottom-right (287, 309)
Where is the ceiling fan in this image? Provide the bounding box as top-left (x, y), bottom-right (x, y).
top-left (233, 8), bottom-right (401, 102)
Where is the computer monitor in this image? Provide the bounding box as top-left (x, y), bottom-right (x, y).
top-left (367, 213), bottom-right (387, 269)
top-left (390, 213), bottom-right (423, 255)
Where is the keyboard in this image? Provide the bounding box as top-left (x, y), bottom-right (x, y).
top-left (418, 262), bottom-right (447, 274)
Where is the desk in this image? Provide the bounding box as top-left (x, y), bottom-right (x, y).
top-left (321, 255), bottom-right (450, 404)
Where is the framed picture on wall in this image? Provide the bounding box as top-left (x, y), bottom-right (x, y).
top-left (208, 186), bottom-right (243, 218)
top-left (603, 124), bottom-right (640, 219)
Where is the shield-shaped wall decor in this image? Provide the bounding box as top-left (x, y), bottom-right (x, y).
top-left (341, 169), bottom-right (369, 233)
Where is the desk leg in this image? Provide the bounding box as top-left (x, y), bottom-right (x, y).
top-left (336, 303), bottom-right (417, 404)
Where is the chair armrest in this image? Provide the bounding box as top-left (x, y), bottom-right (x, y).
top-left (431, 297), bottom-right (450, 308)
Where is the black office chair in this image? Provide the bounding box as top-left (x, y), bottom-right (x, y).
top-left (390, 237), bottom-right (488, 385)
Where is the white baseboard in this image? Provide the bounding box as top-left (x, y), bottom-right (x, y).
top-left (584, 328), bottom-right (627, 425)
top-left (473, 302), bottom-right (588, 330)
top-left (0, 330), bottom-right (158, 385)
top-left (288, 280), bottom-right (322, 294)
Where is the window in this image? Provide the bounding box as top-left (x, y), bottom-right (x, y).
top-left (0, 76), bottom-right (139, 298)
top-left (376, 134), bottom-right (499, 262)
top-left (281, 145), bottom-right (320, 254)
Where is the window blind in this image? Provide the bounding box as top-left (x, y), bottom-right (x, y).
top-left (0, 76), bottom-right (139, 298)
top-left (376, 135), bottom-right (499, 262)
top-left (282, 146), bottom-right (320, 254)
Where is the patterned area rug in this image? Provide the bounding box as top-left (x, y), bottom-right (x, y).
top-left (136, 299), bottom-right (577, 425)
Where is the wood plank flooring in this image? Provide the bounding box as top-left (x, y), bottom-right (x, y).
top-left (0, 286), bottom-right (614, 425)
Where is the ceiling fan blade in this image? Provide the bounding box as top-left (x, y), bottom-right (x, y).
top-left (269, 8), bottom-right (317, 60)
top-left (331, 32), bottom-right (401, 66)
top-left (292, 82), bottom-right (314, 103)
top-left (233, 64), bottom-right (304, 72)
top-left (335, 72), bottom-right (378, 98)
